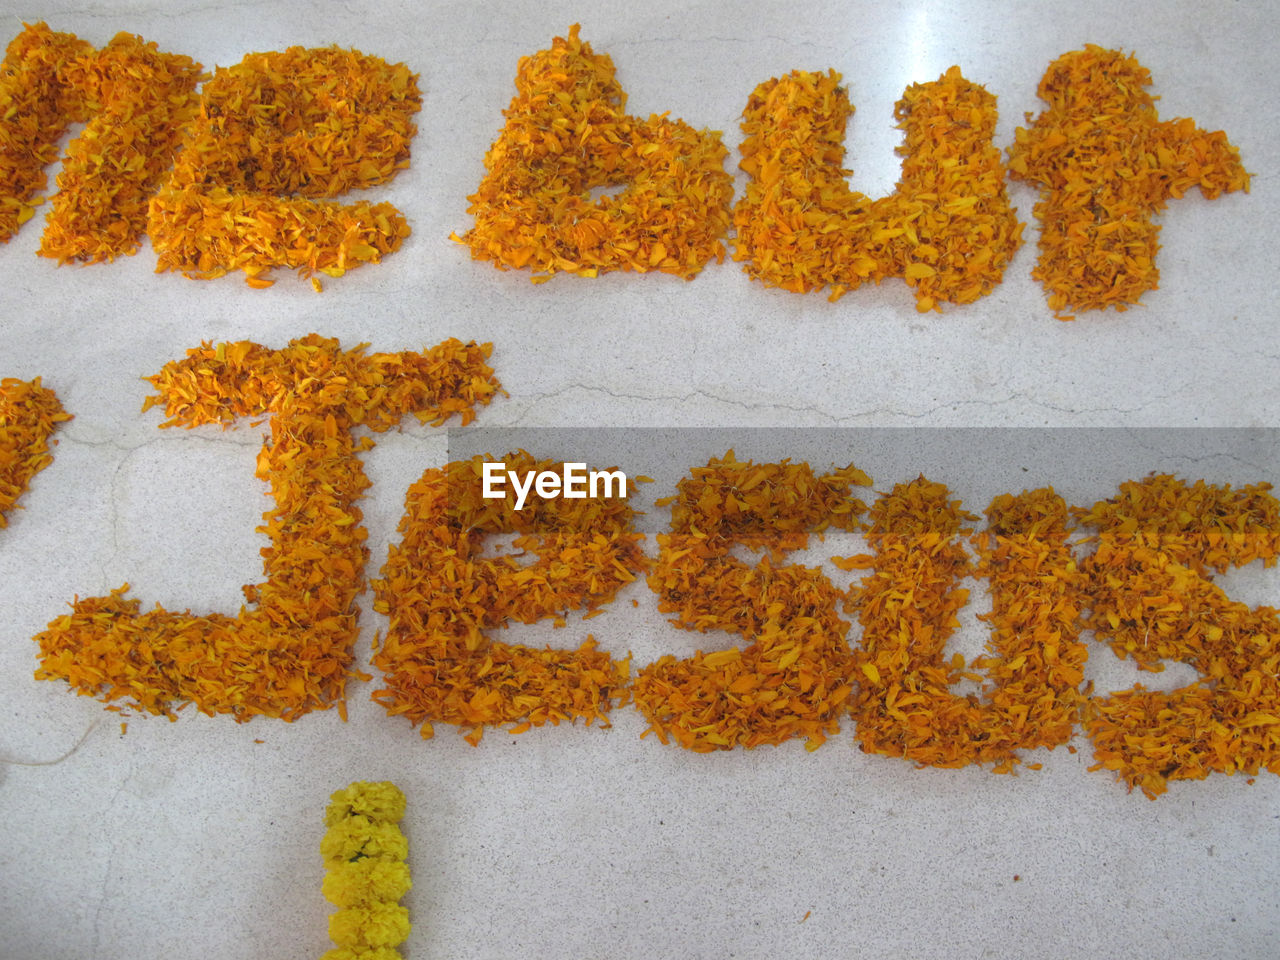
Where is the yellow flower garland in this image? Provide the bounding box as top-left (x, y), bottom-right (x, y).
top-left (320, 781), bottom-right (411, 960)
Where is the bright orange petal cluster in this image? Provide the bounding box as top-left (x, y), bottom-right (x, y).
top-left (0, 23), bottom-right (93, 242)
top-left (148, 45), bottom-right (420, 287)
top-left (1007, 46), bottom-right (1250, 317)
top-left (38, 31), bottom-right (204, 263)
top-left (734, 66), bottom-right (1023, 309)
top-left (633, 453), bottom-right (869, 751)
top-left (1075, 475), bottom-right (1280, 798)
top-left (0, 376), bottom-right (72, 528)
top-left (848, 480), bottom-right (1086, 770)
top-left (455, 24), bottom-right (734, 281)
top-left (372, 452), bottom-right (647, 744)
top-left (34, 336), bottom-right (500, 721)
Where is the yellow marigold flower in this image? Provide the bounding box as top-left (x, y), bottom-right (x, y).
top-left (324, 781), bottom-right (407, 826)
top-left (320, 949), bottom-right (403, 960)
top-left (322, 859), bottom-right (412, 908)
top-left (328, 902), bottom-right (411, 950)
top-left (319, 817), bottom-right (408, 867)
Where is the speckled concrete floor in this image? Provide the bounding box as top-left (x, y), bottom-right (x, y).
top-left (1, 2), bottom-right (1277, 958)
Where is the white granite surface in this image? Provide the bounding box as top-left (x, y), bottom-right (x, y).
top-left (1, 1), bottom-right (1277, 958)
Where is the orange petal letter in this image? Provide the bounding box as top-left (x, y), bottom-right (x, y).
top-left (734, 66), bottom-right (1023, 310)
top-left (0, 23), bottom-right (203, 261)
top-left (632, 453), bottom-right (868, 752)
top-left (0, 376), bottom-right (72, 529)
top-left (34, 336), bottom-right (500, 721)
top-left (1074, 475), bottom-right (1280, 798)
top-left (1007, 46), bottom-right (1250, 316)
top-left (147, 46), bottom-right (421, 287)
top-left (455, 25), bottom-right (733, 282)
top-left (372, 451), bottom-right (646, 744)
top-left (0, 23), bottom-right (94, 243)
top-left (847, 481), bottom-right (1086, 770)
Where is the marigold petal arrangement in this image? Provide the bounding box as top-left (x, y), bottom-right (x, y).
top-left (0, 376), bottom-right (72, 529)
top-left (0, 22), bottom-right (94, 242)
top-left (34, 336), bottom-right (501, 721)
top-left (372, 451), bottom-right (647, 744)
top-left (1006, 45), bottom-right (1250, 318)
top-left (320, 781), bottom-right (411, 960)
top-left (733, 66), bottom-right (1023, 309)
top-left (848, 480), bottom-right (1087, 770)
top-left (148, 45), bottom-right (420, 287)
top-left (633, 452), bottom-right (869, 752)
top-left (38, 31), bottom-right (204, 263)
top-left (0, 23), bottom-right (1259, 312)
top-left (1073, 475), bottom-right (1280, 798)
top-left (454, 24), bottom-right (734, 282)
